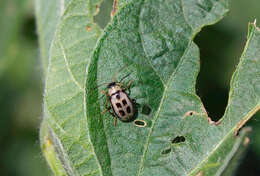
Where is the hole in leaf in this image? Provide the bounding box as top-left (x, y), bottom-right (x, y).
top-left (184, 110), bottom-right (196, 117)
top-left (141, 104), bottom-right (151, 115)
top-left (194, 24), bottom-right (232, 122)
top-left (93, 0), bottom-right (113, 29)
top-left (133, 120), bottom-right (147, 127)
top-left (171, 136), bottom-right (185, 144)
top-left (161, 147), bottom-right (171, 155)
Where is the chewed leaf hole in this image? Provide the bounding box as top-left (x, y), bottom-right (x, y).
top-left (184, 110), bottom-right (196, 117)
top-left (134, 120), bottom-right (147, 127)
top-left (172, 136), bottom-right (185, 144)
top-left (141, 104), bottom-right (151, 115)
top-left (161, 147), bottom-right (171, 155)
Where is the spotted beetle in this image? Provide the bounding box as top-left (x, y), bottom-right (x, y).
top-left (102, 79), bottom-right (136, 126)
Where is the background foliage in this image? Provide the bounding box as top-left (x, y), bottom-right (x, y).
top-left (0, 0), bottom-right (259, 175)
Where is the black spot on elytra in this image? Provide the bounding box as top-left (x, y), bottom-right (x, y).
top-left (119, 110), bottom-right (125, 116)
top-left (122, 99), bottom-right (127, 105)
top-left (126, 106), bottom-right (131, 113)
top-left (172, 136), bottom-right (185, 144)
top-left (116, 94), bottom-right (120, 99)
top-left (116, 103), bottom-right (122, 108)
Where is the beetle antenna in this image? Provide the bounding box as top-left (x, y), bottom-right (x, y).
top-left (112, 64), bottom-right (129, 82)
top-left (87, 82), bottom-right (109, 94)
top-left (119, 73), bottom-right (131, 83)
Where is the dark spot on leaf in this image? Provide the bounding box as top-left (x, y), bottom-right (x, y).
top-left (86, 25), bottom-right (91, 32)
top-left (126, 106), bottom-right (131, 113)
top-left (141, 104), bottom-right (151, 115)
top-left (161, 147), bottom-right (171, 155)
top-left (119, 110), bottom-right (125, 116)
top-left (172, 136), bottom-right (185, 144)
top-left (122, 99), bottom-right (127, 105)
top-left (116, 103), bottom-right (122, 108)
top-left (95, 5), bottom-right (100, 15)
top-left (134, 120), bottom-right (147, 127)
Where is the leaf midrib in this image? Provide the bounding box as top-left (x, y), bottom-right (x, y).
top-left (137, 41), bottom-right (191, 175)
top-left (136, 0), bottom-right (196, 174)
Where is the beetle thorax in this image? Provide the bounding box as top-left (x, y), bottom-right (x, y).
top-left (108, 85), bottom-right (122, 96)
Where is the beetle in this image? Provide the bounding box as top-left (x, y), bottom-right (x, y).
top-left (102, 80), bottom-right (137, 126)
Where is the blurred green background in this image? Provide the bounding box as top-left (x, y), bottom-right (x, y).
top-left (0, 0), bottom-right (259, 175)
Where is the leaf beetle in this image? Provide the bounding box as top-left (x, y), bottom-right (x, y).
top-left (101, 73), bottom-right (137, 126)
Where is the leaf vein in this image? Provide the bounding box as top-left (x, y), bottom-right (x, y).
top-left (59, 40), bottom-right (84, 91)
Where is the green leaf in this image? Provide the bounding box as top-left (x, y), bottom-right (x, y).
top-left (35, 0), bottom-right (75, 74)
top-left (40, 0), bottom-right (106, 175)
top-left (221, 127), bottom-right (251, 176)
top-left (39, 0), bottom-right (260, 175)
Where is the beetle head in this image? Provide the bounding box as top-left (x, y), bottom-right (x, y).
top-left (107, 82), bottom-right (116, 89)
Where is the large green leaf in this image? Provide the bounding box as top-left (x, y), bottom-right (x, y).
top-left (39, 0), bottom-right (260, 175)
top-left (40, 0), bottom-right (105, 175)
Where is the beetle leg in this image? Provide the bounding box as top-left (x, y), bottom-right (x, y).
top-left (117, 82), bottom-right (123, 88)
top-left (126, 80), bottom-right (133, 89)
top-left (101, 95), bottom-right (111, 115)
top-left (101, 106), bottom-right (111, 115)
top-left (101, 109), bottom-right (107, 115)
top-left (101, 90), bottom-right (109, 97)
top-left (113, 117), bottom-right (117, 126)
top-left (107, 110), bottom-right (117, 126)
top-left (122, 80), bottom-right (133, 95)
